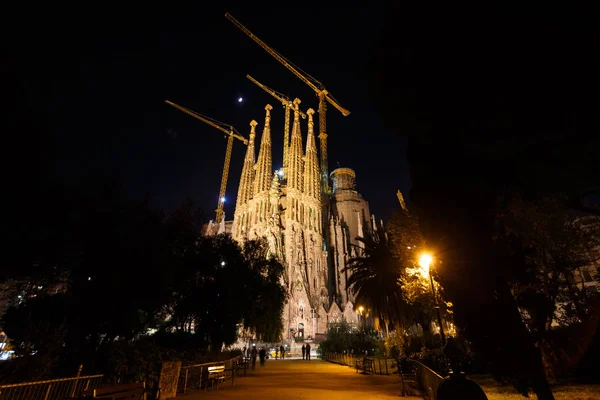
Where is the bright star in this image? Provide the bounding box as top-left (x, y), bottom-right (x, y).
top-left (238, 97), bottom-right (243, 103)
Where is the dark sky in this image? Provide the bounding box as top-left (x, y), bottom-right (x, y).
top-left (5, 4), bottom-right (409, 221)
top-left (4, 3), bottom-right (597, 224)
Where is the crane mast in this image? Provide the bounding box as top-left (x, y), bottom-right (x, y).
top-left (165, 100), bottom-right (247, 226)
top-left (246, 74), bottom-right (306, 173)
top-left (226, 13), bottom-right (350, 194)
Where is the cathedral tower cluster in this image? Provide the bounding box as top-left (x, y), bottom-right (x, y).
top-left (231, 100), bottom-right (378, 341)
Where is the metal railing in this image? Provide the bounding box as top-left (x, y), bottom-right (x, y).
top-left (178, 355), bottom-right (241, 394)
top-left (409, 359), bottom-right (444, 400)
top-left (0, 374), bottom-right (104, 400)
top-left (323, 352), bottom-right (395, 375)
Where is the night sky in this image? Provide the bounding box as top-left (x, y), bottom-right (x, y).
top-left (6, 5), bottom-right (409, 222)
top-left (5, 4), bottom-right (597, 224)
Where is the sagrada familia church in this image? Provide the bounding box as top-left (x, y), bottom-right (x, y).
top-left (216, 99), bottom-right (380, 342)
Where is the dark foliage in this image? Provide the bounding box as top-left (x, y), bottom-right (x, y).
top-left (0, 177), bottom-right (286, 382)
top-left (366, 5), bottom-right (597, 399)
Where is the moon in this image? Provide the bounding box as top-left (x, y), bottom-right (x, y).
top-left (238, 97), bottom-right (243, 103)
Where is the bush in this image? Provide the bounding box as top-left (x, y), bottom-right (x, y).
top-left (319, 320), bottom-right (383, 356)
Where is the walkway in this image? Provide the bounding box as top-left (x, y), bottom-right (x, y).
top-left (182, 359), bottom-right (421, 399)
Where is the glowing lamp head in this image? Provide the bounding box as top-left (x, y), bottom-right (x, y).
top-left (418, 253), bottom-right (433, 277)
top-left (221, 261), bottom-right (226, 266)
top-left (358, 306), bottom-right (364, 314)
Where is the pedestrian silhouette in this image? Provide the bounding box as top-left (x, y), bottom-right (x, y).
top-left (251, 346), bottom-right (258, 370)
top-left (259, 347), bottom-right (267, 370)
top-left (301, 344), bottom-right (306, 360)
top-left (306, 344), bottom-right (311, 360)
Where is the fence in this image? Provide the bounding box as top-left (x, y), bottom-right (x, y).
top-left (322, 353), bottom-right (395, 375)
top-left (0, 374), bottom-right (104, 400)
top-left (409, 359), bottom-right (444, 400)
top-left (177, 355), bottom-right (241, 394)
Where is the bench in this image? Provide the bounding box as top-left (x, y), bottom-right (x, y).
top-left (84, 382), bottom-right (145, 399)
top-left (236, 357), bottom-right (249, 376)
top-left (206, 365), bottom-right (234, 391)
top-left (396, 359), bottom-right (417, 397)
top-left (355, 357), bottom-right (374, 374)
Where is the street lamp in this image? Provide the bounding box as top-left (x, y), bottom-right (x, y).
top-left (419, 253), bottom-right (446, 347)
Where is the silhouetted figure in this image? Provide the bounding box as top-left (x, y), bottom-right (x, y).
top-left (251, 346), bottom-right (258, 370)
top-left (259, 347), bottom-right (267, 370)
top-left (437, 372), bottom-right (488, 400)
top-left (280, 344), bottom-right (285, 359)
top-left (306, 344), bottom-right (311, 360)
top-left (301, 344), bottom-right (306, 360)
top-left (275, 347), bottom-right (279, 360)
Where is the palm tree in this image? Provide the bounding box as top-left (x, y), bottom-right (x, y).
top-left (343, 234), bottom-right (409, 335)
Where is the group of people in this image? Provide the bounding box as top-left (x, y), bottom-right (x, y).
top-left (242, 344), bottom-right (288, 370)
top-left (301, 344), bottom-right (312, 360)
top-left (242, 343), bottom-right (313, 364)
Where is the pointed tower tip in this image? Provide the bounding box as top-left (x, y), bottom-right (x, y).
top-left (293, 98), bottom-right (301, 106)
top-left (307, 108), bottom-right (315, 116)
top-left (250, 120), bottom-right (258, 127)
top-left (265, 104), bottom-right (273, 111)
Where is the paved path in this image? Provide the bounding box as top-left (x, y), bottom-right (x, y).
top-left (182, 359), bottom-right (420, 399)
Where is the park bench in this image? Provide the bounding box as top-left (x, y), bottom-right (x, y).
top-left (236, 357), bottom-right (249, 376)
top-left (355, 357), bottom-right (374, 374)
top-left (83, 382), bottom-right (145, 399)
top-left (206, 365), bottom-right (234, 391)
top-left (396, 359), bottom-right (417, 397)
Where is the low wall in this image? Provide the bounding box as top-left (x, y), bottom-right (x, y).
top-left (409, 359), bottom-right (444, 400)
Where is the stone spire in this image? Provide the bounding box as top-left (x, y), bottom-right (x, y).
top-left (303, 108), bottom-right (320, 200)
top-left (287, 98), bottom-right (304, 192)
top-left (254, 104), bottom-right (273, 195)
top-left (235, 120), bottom-right (257, 209)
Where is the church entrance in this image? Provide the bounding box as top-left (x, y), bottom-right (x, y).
top-left (298, 323), bottom-right (304, 338)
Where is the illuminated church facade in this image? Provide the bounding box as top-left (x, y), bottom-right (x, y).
top-left (229, 100), bottom-right (379, 341)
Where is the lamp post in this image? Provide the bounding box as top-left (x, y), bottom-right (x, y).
top-left (419, 253), bottom-right (446, 347)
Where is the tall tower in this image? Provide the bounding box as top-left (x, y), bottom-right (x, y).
top-left (254, 104), bottom-right (273, 196)
top-left (232, 120), bottom-right (257, 240)
top-left (329, 167), bottom-right (371, 305)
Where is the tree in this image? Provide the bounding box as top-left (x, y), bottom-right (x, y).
top-left (343, 235), bottom-right (409, 334)
top-left (497, 195), bottom-right (600, 377)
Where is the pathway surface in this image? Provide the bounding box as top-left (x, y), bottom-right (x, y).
top-left (182, 359), bottom-right (420, 399)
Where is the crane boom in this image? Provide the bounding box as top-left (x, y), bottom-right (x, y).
top-left (247, 75), bottom-right (307, 118)
top-left (226, 12), bottom-right (350, 195)
top-left (165, 100), bottom-right (248, 144)
top-left (165, 100), bottom-right (247, 226)
top-left (226, 13), bottom-right (350, 117)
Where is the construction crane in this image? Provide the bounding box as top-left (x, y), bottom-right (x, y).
top-left (246, 74), bottom-right (306, 174)
top-left (226, 13), bottom-right (350, 194)
top-left (165, 100), bottom-right (248, 225)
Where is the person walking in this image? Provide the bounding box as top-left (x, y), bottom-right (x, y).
top-left (251, 345), bottom-right (258, 370)
top-left (275, 347), bottom-right (279, 360)
top-left (280, 344), bottom-right (285, 360)
top-left (259, 347), bottom-right (267, 371)
top-left (301, 344), bottom-right (306, 360)
top-left (306, 344), bottom-right (311, 361)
